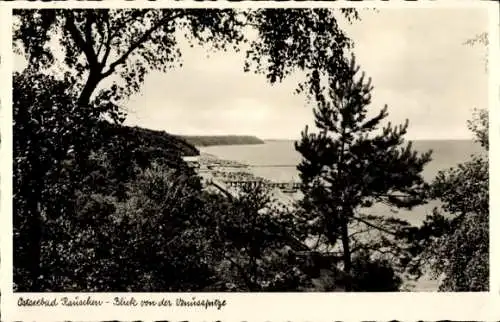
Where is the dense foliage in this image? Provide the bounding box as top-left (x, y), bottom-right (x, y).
top-left (13, 71), bottom-right (201, 291)
top-left (107, 123), bottom-right (199, 157)
top-left (13, 71), bottom-right (100, 291)
top-left (412, 33), bottom-right (490, 291)
top-left (411, 109), bottom-right (489, 291)
top-left (295, 54), bottom-right (432, 290)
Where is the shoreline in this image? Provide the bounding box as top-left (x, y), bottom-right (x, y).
top-left (196, 153), bottom-right (440, 292)
top-left (199, 152), bottom-right (272, 183)
top-left (198, 152), bottom-right (301, 192)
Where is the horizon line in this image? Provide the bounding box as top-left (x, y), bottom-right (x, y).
top-left (177, 135), bottom-right (475, 142)
top-left (125, 124), bottom-right (476, 142)
top-left (261, 137), bottom-right (476, 141)
top-left (170, 133), bottom-right (475, 141)
top-left (172, 133), bottom-right (476, 142)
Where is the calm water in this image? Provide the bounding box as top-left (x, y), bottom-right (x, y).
top-left (200, 139), bottom-right (485, 291)
top-left (200, 139), bottom-right (484, 226)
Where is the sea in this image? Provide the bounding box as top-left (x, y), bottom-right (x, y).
top-left (199, 139), bottom-right (486, 291)
top-left (199, 139), bottom-right (484, 225)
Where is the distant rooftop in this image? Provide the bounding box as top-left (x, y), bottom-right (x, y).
top-left (182, 156), bottom-right (199, 162)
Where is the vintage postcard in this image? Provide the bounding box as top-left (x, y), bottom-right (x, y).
top-left (0, 0), bottom-right (499, 321)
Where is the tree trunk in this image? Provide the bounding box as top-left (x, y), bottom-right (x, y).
top-left (340, 209), bottom-right (352, 292)
top-left (78, 69), bottom-right (102, 107)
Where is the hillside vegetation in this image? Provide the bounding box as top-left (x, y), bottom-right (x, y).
top-left (105, 123), bottom-right (200, 157)
top-left (181, 135), bottom-right (265, 147)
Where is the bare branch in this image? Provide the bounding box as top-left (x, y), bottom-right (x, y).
top-left (351, 215), bottom-right (399, 236)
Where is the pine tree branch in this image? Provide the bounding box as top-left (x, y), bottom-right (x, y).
top-left (350, 244), bottom-right (400, 259)
top-left (348, 227), bottom-right (372, 239)
top-left (350, 215), bottom-right (399, 236)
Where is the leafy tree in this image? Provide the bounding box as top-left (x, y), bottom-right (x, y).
top-left (203, 183), bottom-right (401, 292)
top-left (38, 163), bottom-right (217, 292)
top-left (14, 8), bottom-right (358, 109)
top-left (467, 107), bottom-right (488, 150)
top-left (295, 54), bottom-right (432, 291)
top-left (207, 183), bottom-right (310, 291)
top-left (82, 122), bottom-right (199, 201)
top-left (413, 109), bottom-right (489, 291)
top-left (12, 71), bottom-right (199, 291)
top-left (14, 9), bottom-right (243, 109)
top-left (464, 32), bottom-right (489, 71)
top-left (409, 27), bottom-right (489, 292)
top-left (13, 71), bottom-right (102, 291)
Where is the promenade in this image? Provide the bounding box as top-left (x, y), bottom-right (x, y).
top-left (194, 153), bottom-right (301, 206)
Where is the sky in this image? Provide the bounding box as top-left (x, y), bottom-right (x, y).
top-left (121, 8), bottom-right (489, 140)
top-left (13, 8), bottom-right (489, 140)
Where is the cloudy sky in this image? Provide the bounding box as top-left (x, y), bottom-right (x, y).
top-left (122, 8), bottom-right (489, 140)
top-left (14, 8), bottom-right (488, 140)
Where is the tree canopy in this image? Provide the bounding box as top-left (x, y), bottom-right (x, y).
top-left (412, 109), bottom-right (489, 291)
top-left (14, 8), bottom-right (358, 112)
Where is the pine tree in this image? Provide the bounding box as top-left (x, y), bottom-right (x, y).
top-left (295, 54), bottom-right (432, 291)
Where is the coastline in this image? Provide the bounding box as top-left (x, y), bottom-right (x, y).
top-left (197, 152), bottom-right (301, 208)
top-left (199, 152), bottom-right (273, 184)
top-left (196, 151), bottom-right (440, 292)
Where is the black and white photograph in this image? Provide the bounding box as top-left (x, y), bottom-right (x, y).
top-left (11, 5), bottom-right (491, 295)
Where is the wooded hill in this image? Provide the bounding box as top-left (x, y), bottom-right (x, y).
top-left (181, 135), bottom-right (265, 147)
top-left (103, 122), bottom-right (200, 158)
